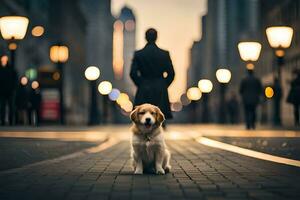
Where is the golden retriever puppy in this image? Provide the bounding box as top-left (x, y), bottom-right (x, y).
top-left (130, 103), bottom-right (171, 175)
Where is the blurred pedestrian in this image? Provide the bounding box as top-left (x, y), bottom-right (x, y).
top-left (28, 86), bottom-right (42, 126)
top-left (0, 55), bottom-right (18, 125)
top-left (15, 77), bottom-right (30, 125)
top-left (130, 28), bottom-right (175, 125)
top-left (226, 92), bottom-right (239, 124)
top-left (287, 69), bottom-right (300, 126)
top-left (239, 70), bottom-right (263, 129)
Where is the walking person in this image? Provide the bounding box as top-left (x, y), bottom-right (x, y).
top-left (130, 28), bottom-right (175, 125)
top-left (287, 69), bottom-right (300, 126)
top-left (239, 69), bottom-right (263, 130)
top-left (0, 55), bottom-right (18, 125)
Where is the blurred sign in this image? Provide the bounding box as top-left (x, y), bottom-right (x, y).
top-left (40, 89), bottom-right (60, 121)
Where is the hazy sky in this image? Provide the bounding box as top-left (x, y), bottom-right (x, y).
top-left (111, 0), bottom-right (207, 102)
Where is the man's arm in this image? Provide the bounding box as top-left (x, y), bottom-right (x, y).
top-left (165, 52), bottom-right (175, 86)
top-left (130, 52), bottom-right (141, 86)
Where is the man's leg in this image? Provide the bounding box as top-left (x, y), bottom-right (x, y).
top-left (251, 106), bottom-right (257, 129)
top-left (244, 106), bottom-right (250, 130)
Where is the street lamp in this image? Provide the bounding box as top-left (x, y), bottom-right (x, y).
top-left (238, 41), bottom-right (262, 70)
top-left (266, 26), bottom-right (293, 126)
top-left (50, 44), bottom-right (69, 125)
top-left (0, 16), bottom-right (29, 70)
top-left (98, 81), bottom-right (113, 124)
top-left (198, 79), bottom-right (213, 123)
top-left (216, 68), bottom-right (231, 123)
top-left (85, 66), bottom-right (100, 125)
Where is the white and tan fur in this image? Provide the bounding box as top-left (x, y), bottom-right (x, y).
top-left (130, 103), bottom-right (171, 175)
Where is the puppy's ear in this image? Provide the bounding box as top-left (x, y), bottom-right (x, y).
top-left (155, 107), bottom-right (165, 124)
top-left (130, 106), bottom-right (139, 123)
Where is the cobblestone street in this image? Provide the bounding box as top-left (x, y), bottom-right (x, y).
top-left (1, 126), bottom-right (300, 200)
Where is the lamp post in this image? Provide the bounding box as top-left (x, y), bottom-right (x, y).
top-left (0, 16), bottom-right (29, 70)
top-left (50, 44), bottom-right (69, 125)
top-left (187, 87), bottom-right (202, 123)
top-left (238, 41), bottom-right (262, 70)
top-left (85, 66), bottom-right (100, 125)
top-left (266, 26), bottom-right (293, 126)
top-left (198, 79), bottom-right (213, 123)
top-left (98, 81), bottom-right (112, 124)
top-left (216, 68), bottom-right (231, 123)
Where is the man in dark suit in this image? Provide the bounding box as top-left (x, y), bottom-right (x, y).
top-left (239, 69), bottom-right (263, 129)
top-left (130, 28), bottom-right (175, 120)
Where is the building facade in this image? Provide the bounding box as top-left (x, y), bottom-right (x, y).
top-left (1, 0), bottom-right (88, 124)
top-left (188, 0), bottom-right (261, 123)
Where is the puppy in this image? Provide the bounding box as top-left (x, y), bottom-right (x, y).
top-left (130, 103), bottom-right (171, 175)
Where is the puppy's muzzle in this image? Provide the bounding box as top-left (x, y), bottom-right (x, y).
top-left (144, 117), bottom-right (152, 128)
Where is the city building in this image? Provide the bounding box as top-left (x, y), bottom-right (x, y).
top-left (188, 0), bottom-right (260, 123)
top-left (113, 6), bottom-right (136, 97)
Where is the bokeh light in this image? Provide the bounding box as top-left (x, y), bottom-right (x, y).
top-left (84, 66), bottom-right (100, 81)
top-left (171, 102), bottom-right (183, 112)
top-left (20, 76), bottom-right (28, 86)
top-left (109, 88), bottom-right (120, 101)
top-left (265, 86), bottom-right (274, 98)
top-left (216, 68), bottom-right (231, 83)
top-left (180, 93), bottom-right (191, 106)
top-left (187, 87), bottom-right (202, 101)
top-left (198, 79), bottom-right (213, 93)
top-left (98, 81), bottom-right (112, 95)
top-left (31, 26), bottom-right (44, 37)
top-left (120, 100), bottom-right (133, 113)
top-left (116, 93), bottom-right (130, 105)
top-left (31, 81), bottom-right (39, 89)
top-left (1, 55), bottom-right (8, 66)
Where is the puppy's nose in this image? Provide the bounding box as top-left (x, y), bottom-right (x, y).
top-left (145, 118), bottom-right (151, 123)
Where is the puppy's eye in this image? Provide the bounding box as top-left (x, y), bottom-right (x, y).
top-left (138, 112), bottom-right (145, 115)
top-left (151, 112), bottom-right (156, 115)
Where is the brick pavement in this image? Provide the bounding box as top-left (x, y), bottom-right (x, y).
top-left (0, 140), bottom-right (300, 200)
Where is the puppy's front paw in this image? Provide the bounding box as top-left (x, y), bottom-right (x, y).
top-left (134, 169), bottom-right (143, 175)
top-left (156, 168), bottom-right (165, 175)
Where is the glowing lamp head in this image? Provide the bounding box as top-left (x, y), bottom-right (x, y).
top-left (266, 26), bottom-right (293, 49)
top-left (85, 66), bottom-right (100, 81)
top-left (98, 81), bottom-right (112, 95)
top-left (216, 68), bottom-right (231, 83)
top-left (265, 86), bottom-right (274, 99)
top-left (50, 45), bottom-right (69, 63)
top-left (187, 87), bottom-right (202, 101)
top-left (238, 42), bottom-right (262, 62)
top-left (0, 16), bottom-right (29, 40)
top-left (198, 79), bottom-right (213, 93)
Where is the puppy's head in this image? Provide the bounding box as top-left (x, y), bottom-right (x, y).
top-left (130, 103), bottom-right (165, 131)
